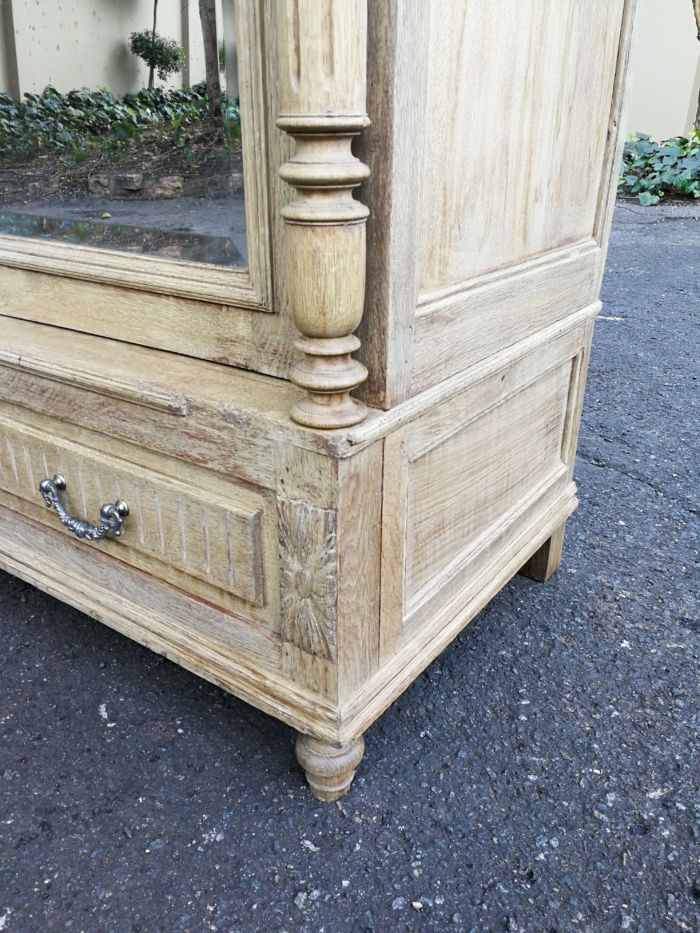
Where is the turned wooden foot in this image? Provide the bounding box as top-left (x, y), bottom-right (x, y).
top-left (519, 523), bottom-right (566, 582)
top-left (295, 734), bottom-right (365, 801)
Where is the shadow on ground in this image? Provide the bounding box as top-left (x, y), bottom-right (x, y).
top-left (1, 203), bottom-right (698, 932)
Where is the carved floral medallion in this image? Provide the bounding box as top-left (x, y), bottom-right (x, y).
top-left (278, 498), bottom-right (338, 661)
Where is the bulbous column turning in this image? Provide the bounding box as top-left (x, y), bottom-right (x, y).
top-left (296, 733), bottom-right (365, 801)
top-left (276, 0), bottom-right (370, 429)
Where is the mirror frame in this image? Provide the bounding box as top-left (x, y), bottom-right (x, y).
top-left (0, 1), bottom-right (272, 311)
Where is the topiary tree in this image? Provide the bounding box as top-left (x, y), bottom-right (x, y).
top-left (129, 0), bottom-right (184, 91)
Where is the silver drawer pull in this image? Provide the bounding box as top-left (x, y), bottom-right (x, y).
top-left (39, 474), bottom-right (129, 542)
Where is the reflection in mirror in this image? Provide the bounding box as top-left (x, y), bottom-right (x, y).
top-left (0, 1), bottom-right (247, 268)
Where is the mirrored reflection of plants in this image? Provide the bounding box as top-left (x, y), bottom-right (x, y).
top-left (0, 83), bottom-right (241, 168)
top-left (0, 4), bottom-right (246, 269)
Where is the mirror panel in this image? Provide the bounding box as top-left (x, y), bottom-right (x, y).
top-left (0, 1), bottom-right (247, 268)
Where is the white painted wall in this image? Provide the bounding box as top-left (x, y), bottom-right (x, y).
top-left (1, 0), bottom-right (229, 98)
top-left (628, 0), bottom-right (700, 140)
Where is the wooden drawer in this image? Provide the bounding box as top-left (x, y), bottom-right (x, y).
top-left (0, 410), bottom-right (276, 620)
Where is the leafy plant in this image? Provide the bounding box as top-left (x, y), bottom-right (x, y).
top-left (0, 81), bottom-right (243, 179)
top-left (619, 131), bottom-right (700, 205)
top-left (129, 31), bottom-right (185, 88)
top-left (0, 84), bottom-right (211, 165)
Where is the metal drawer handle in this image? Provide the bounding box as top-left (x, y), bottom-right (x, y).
top-left (39, 474), bottom-right (129, 542)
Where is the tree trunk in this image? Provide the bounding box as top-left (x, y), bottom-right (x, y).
top-left (199, 0), bottom-right (222, 128)
top-left (148, 0), bottom-right (159, 91)
top-left (694, 0), bottom-right (700, 130)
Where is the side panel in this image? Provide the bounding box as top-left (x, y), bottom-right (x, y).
top-left (370, 318), bottom-right (592, 697)
top-left (417, 0), bottom-right (626, 294)
top-left (364, 0), bottom-right (635, 406)
top-left (404, 362), bottom-right (572, 611)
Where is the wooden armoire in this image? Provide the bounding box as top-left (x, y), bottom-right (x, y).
top-left (0, 1), bottom-right (636, 799)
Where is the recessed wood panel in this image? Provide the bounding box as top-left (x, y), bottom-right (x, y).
top-left (405, 360), bottom-right (572, 607)
top-left (411, 248), bottom-right (599, 394)
top-left (417, 0), bottom-right (626, 296)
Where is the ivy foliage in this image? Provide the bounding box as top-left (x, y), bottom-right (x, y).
top-left (619, 131), bottom-right (700, 205)
top-left (0, 84), bottom-right (240, 165)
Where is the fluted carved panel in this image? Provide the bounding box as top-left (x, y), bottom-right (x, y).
top-left (0, 416), bottom-right (265, 606)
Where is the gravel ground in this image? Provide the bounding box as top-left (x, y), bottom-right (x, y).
top-left (0, 202), bottom-right (698, 932)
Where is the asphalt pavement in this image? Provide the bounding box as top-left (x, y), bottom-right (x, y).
top-left (1, 202), bottom-right (698, 932)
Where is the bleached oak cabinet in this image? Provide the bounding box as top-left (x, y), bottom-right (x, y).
top-left (0, 1), bottom-right (636, 799)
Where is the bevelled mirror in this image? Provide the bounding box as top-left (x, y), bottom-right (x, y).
top-left (0, 1), bottom-right (270, 307)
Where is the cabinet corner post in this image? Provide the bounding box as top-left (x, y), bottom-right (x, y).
top-left (276, 0), bottom-right (370, 429)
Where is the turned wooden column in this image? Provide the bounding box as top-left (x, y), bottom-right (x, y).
top-left (276, 0), bottom-right (370, 429)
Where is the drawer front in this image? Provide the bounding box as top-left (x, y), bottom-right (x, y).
top-left (0, 413), bottom-right (268, 609)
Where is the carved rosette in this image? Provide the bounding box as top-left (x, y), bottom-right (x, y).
top-left (276, 0), bottom-right (370, 429)
top-left (278, 498), bottom-right (338, 661)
